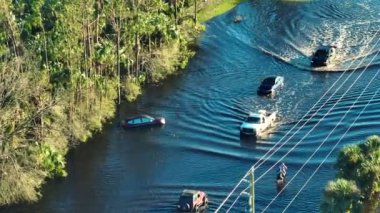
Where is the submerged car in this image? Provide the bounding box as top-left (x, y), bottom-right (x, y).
top-left (234, 15), bottom-right (244, 23)
top-left (311, 46), bottom-right (336, 67)
top-left (257, 76), bottom-right (284, 96)
top-left (122, 115), bottom-right (165, 129)
top-left (177, 189), bottom-right (208, 212)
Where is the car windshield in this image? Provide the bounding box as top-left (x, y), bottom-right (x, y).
top-left (179, 195), bottom-right (193, 206)
top-left (262, 77), bottom-right (276, 85)
top-left (315, 49), bottom-right (328, 57)
top-left (246, 116), bottom-right (260, 123)
top-left (141, 117), bottom-right (153, 123)
top-left (127, 118), bottom-right (142, 124)
top-left (142, 115), bottom-right (154, 120)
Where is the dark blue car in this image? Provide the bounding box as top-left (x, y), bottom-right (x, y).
top-left (122, 115), bottom-right (165, 129)
top-left (257, 76), bottom-right (284, 96)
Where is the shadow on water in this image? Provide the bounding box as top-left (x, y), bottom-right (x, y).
top-left (239, 135), bottom-right (259, 149)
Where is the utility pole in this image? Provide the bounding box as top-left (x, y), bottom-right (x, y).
top-left (249, 168), bottom-right (255, 213)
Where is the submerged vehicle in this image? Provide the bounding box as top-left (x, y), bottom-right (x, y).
top-left (257, 76), bottom-right (284, 96)
top-left (240, 110), bottom-right (277, 137)
top-left (177, 189), bottom-right (208, 212)
top-left (122, 115), bottom-right (165, 129)
top-left (234, 15), bottom-right (244, 23)
top-left (311, 46), bottom-right (336, 67)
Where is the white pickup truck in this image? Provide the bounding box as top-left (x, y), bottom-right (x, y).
top-left (240, 110), bottom-right (277, 137)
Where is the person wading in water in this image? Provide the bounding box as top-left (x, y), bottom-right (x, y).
top-left (276, 163), bottom-right (288, 190)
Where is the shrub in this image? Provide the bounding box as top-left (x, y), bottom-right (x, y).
top-left (122, 77), bottom-right (142, 102)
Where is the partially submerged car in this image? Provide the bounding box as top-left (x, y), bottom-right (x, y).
top-left (311, 46), bottom-right (336, 67)
top-left (257, 76), bottom-right (284, 96)
top-left (177, 189), bottom-right (208, 212)
top-left (240, 110), bottom-right (277, 137)
top-left (234, 15), bottom-right (244, 23)
top-left (122, 115), bottom-right (165, 129)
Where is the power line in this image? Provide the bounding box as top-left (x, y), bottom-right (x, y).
top-left (216, 22), bottom-right (380, 212)
top-left (253, 35), bottom-right (380, 186)
top-left (261, 66), bottom-right (380, 212)
top-left (280, 87), bottom-right (380, 213)
top-left (215, 34), bottom-right (380, 212)
top-left (252, 30), bottom-right (380, 169)
top-left (226, 185), bottom-right (251, 213)
top-left (214, 51), bottom-right (359, 211)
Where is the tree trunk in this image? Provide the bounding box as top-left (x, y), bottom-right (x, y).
top-left (362, 174), bottom-right (378, 213)
top-left (117, 18), bottom-right (121, 104)
top-left (194, 0), bottom-right (197, 23)
top-left (135, 33), bottom-right (140, 77)
top-left (3, 4), bottom-right (18, 57)
top-left (174, 0), bottom-right (177, 27)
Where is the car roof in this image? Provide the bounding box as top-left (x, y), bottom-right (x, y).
top-left (318, 46), bottom-right (335, 51)
top-left (126, 114), bottom-right (154, 120)
top-left (181, 189), bottom-right (201, 195)
top-left (263, 76), bottom-right (277, 81)
top-left (262, 76), bottom-right (283, 81)
top-left (248, 113), bottom-right (261, 118)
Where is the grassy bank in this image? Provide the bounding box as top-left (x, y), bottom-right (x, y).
top-left (198, 0), bottom-right (248, 23)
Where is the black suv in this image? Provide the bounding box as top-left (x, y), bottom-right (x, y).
top-left (311, 46), bottom-right (336, 67)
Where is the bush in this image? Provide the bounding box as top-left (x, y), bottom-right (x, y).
top-left (37, 145), bottom-right (67, 178)
top-left (0, 164), bottom-right (46, 205)
top-left (122, 77), bottom-right (142, 102)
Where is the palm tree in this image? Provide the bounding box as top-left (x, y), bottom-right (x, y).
top-left (355, 136), bottom-right (380, 213)
top-left (322, 135), bottom-right (380, 213)
top-left (321, 178), bottom-right (361, 213)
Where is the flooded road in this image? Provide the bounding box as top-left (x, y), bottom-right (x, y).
top-left (4, 0), bottom-right (380, 212)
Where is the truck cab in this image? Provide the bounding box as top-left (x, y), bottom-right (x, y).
top-left (177, 189), bottom-right (208, 212)
top-left (311, 46), bottom-right (336, 67)
top-left (240, 110), bottom-right (276, 137)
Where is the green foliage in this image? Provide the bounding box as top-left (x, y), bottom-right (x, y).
top-left (322, 135), bottom-right (380, 213)
top-left (197, 0), bottom-right (248, 23)
top-left (37, 145), bottom-right (67, 178)
top-left (0, 0), bottom-right (204, 205)
top-left (0, 163), bottom-right (46, 205)
top-left (321, 178), bottom-right (362, 213)
top-left (147, 41), bottom-right (182, 82)
top-left (122, 77), bottom-right (142, 102)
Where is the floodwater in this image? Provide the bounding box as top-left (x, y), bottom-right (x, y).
top-left (4, 0), bottom-right (380, 212)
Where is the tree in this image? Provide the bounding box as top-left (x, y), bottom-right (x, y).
top-left (0, 0), bottom-right (201, 205)
top-left (321, 178), bottom-right (361, 213)
top-left (321, 135), bottom-right (380, 213)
